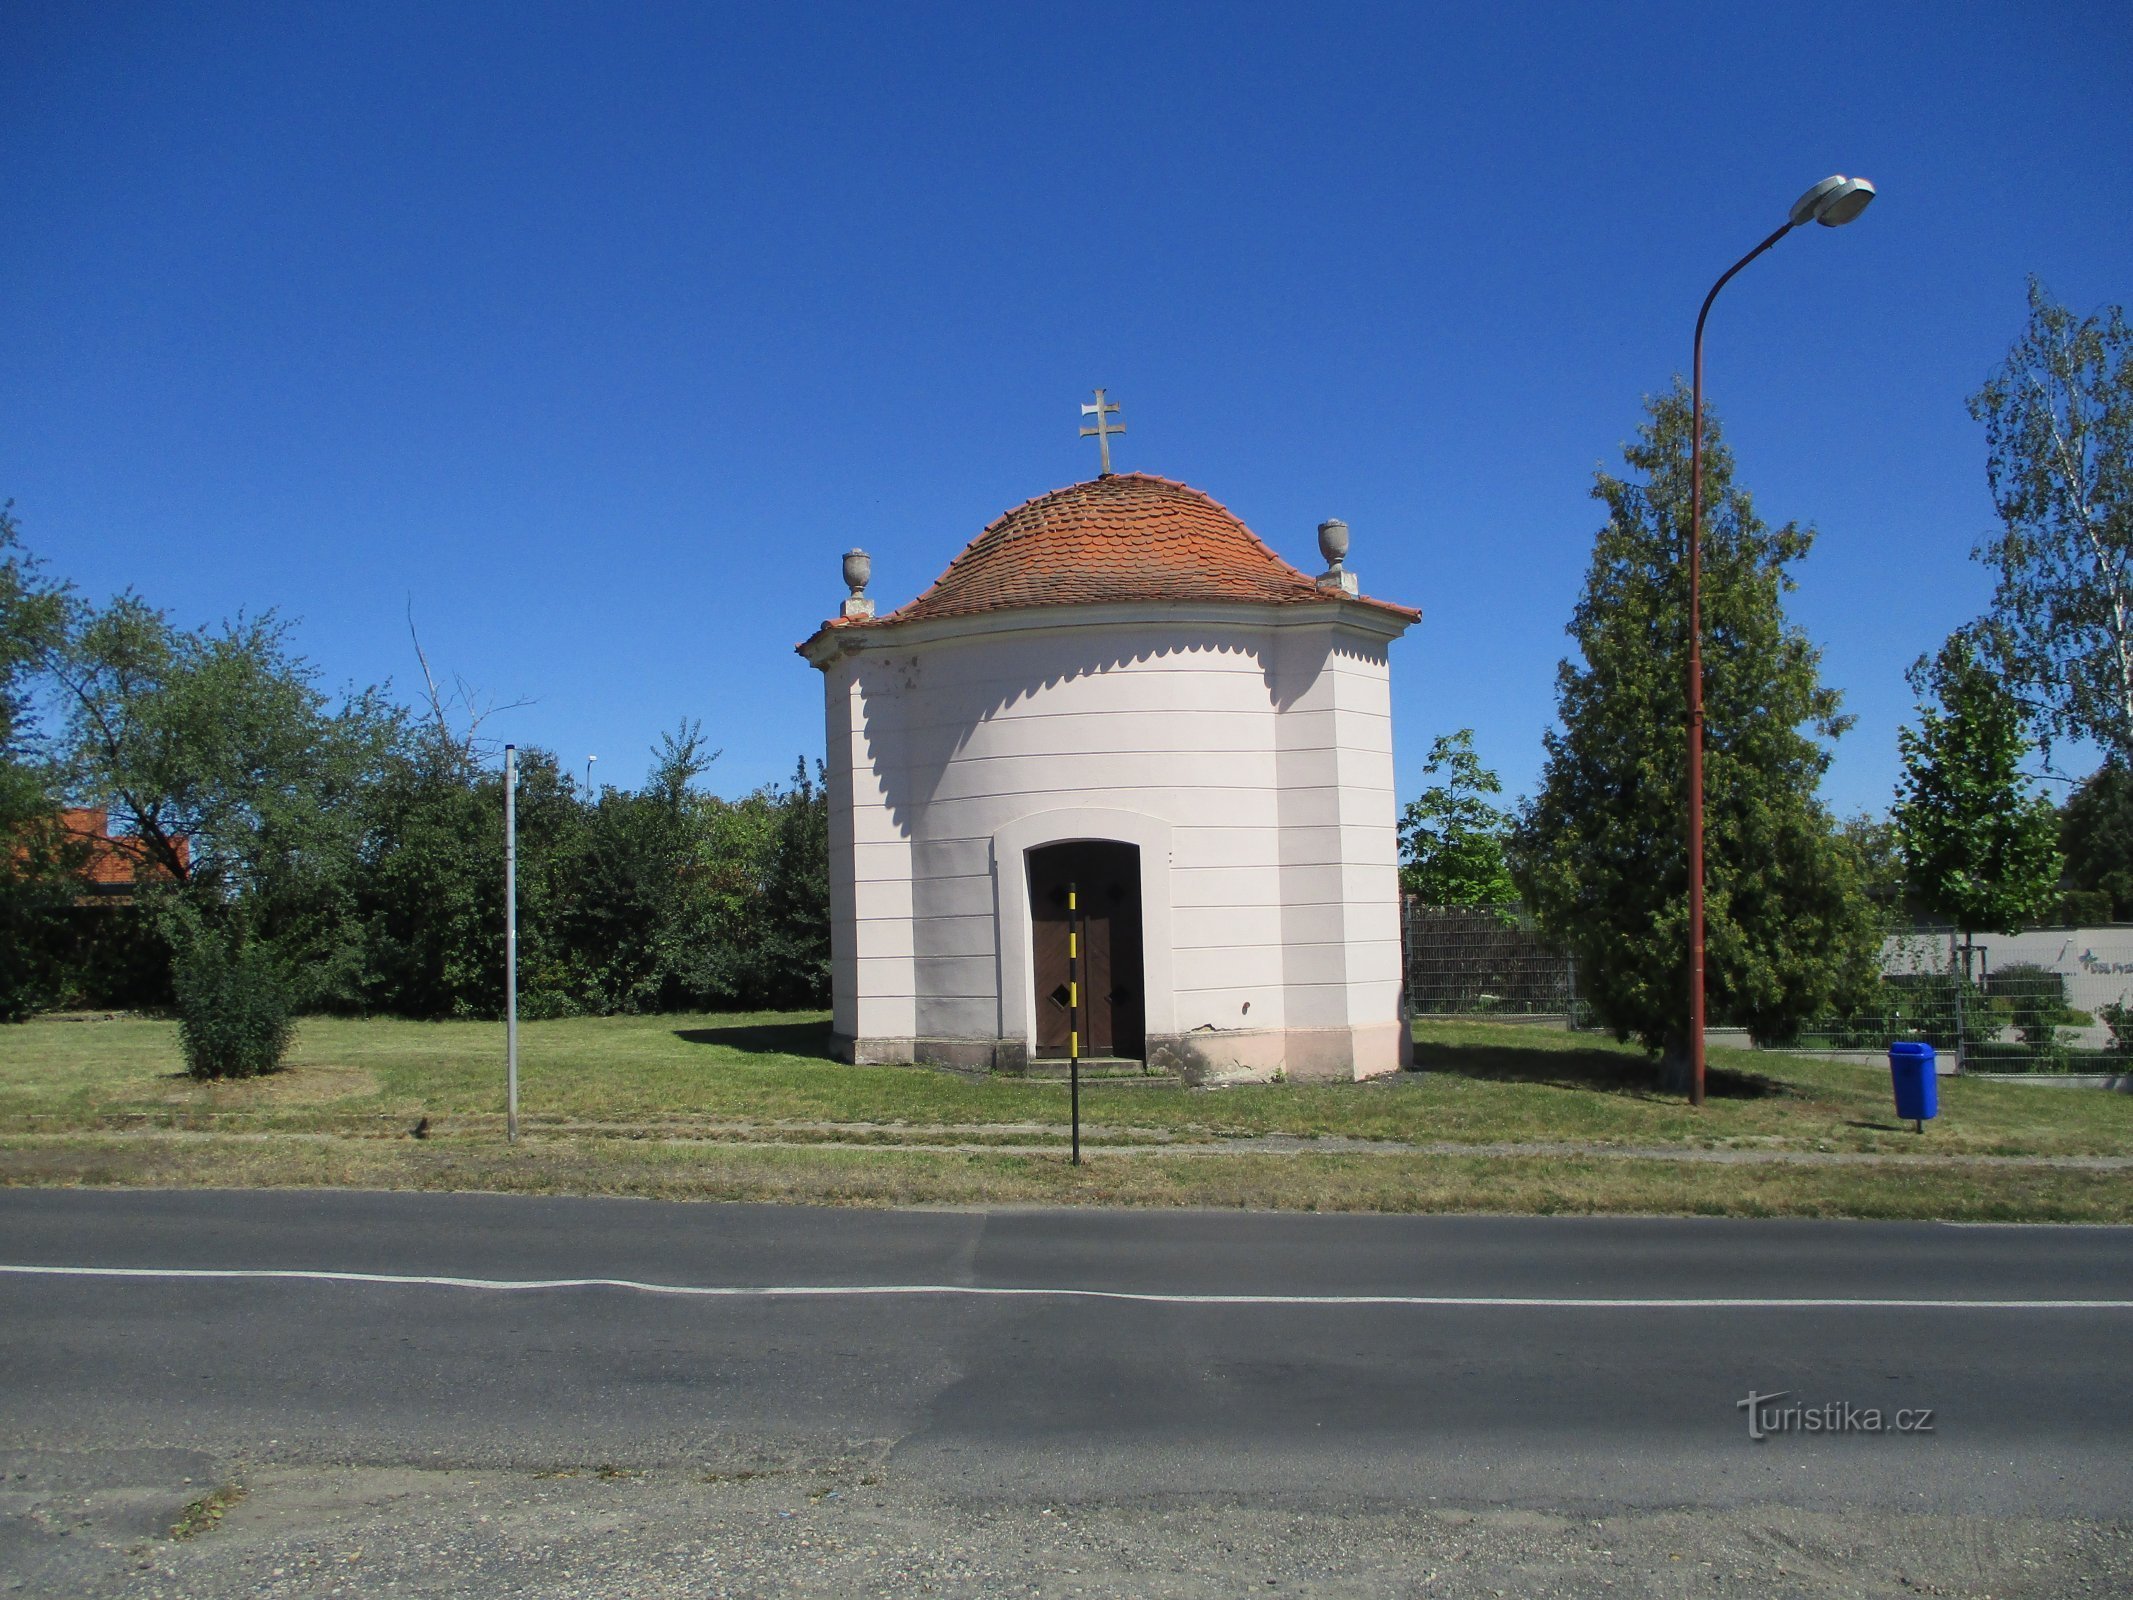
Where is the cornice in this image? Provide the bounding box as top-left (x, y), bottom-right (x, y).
top-left (797, 596), bottom-right (1417, 668)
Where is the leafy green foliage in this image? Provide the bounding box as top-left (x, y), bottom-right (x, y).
top-left (48, 596), bottom-right (400, 1004)
top-left (1983, 961), bottom-right (2079, 1051)
top-left (0, 503), bottom-right (68, 761)
top-left (1510, 384), bottom-right (1880, 1057)
top-left (1399, 729), bottom-right (1516, 906)
top-left (1838, 813), bottom-right (1910, 926)
top-left (2061, 760), bottom-right (2133, 920)
top-left (2098, 998), bottom-right (2133, 1052)
top-left (1892, 632), bottom-right (2062, 934)
top-left (171, 924), bottom-right (297, 1079)
top-left (345, 733), bottom-right (828, 1021)
top-left (1792, 970), bottom-right (1987, 1053)
top-left (6, 517), bottom-right (831, 1024)
top-left (1968, 281), bottom-right (2133, 761)
top-left (0, 506), bottom-right (81, 1020)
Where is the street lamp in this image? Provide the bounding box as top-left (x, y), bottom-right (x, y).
top-left (1685, 173), bottom-right (1874, 1108)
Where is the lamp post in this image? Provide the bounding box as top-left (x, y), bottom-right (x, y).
top-left (1685, 173), bottom-right (1875, 1108)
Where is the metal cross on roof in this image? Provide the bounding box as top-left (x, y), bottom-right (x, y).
top-left (1079, 388), bottom-right (1125, 476)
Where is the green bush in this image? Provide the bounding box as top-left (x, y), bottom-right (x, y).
top-left (172, 932), bottom-right (297, 1080)
top-left (2099, 999), bottom-right (2133, 1052)
top-left (2056, 888), bottom-right (2114, 927)
top-left (1986, 962), bottom-right (2077, 1048)
top-left (1789, 970), bottom-right (1985, 1051)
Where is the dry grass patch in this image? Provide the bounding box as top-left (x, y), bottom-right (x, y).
top-left (5, 1130), bottom-right (2129, 1223)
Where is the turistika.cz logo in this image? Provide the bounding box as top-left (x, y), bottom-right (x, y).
top-left (1737, 1390), bottom-right (1936, 1441)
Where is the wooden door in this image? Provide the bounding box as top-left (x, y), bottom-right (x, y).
top-left (1028, 840), bottom-right (1144, 1059)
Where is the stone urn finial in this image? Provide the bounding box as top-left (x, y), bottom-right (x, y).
top-left (840, 549), bottom-right (875, 620)
top-left (1316, 519), bottom-right (1358, 596)
top-left (1317, 519), bottom-right (1349, 570)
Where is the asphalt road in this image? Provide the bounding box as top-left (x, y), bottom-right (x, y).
top-left (2, 1190), bottom-right (2128, 1597)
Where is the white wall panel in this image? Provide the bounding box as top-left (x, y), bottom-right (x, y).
top-left (1170, 827), bottom-right (1282, 872)
top-left (1171, 987), bottom-right (1286, 1030)
top-left (909, 954), bottom-right (998, 999)
top-left (1174, 944), bottom-right (1284, 992)
top-left (1171, 864), bottom-right (1283, 910)
top-left (816, 604), bottom-right (1411, 1070)
top-left (910, 914), bottom-right (999, 959)
top-left (1172, 903), bottom-right (1284, 950)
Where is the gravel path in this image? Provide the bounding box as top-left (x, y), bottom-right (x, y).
top-left (17, 1455), bottom-right (2128, 1600)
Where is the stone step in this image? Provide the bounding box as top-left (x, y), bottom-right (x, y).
top-left (1007, 1057), bottom-right (1178, 1082)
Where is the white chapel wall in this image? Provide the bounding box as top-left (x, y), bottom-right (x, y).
top-left (820, 608), bottom-right (1406, 1075)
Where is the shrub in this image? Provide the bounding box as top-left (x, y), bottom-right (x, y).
top-left (1984, 962), bottom-right (2077, 1051)
top-left (2057, 888), bottom-right (2114, 927)
top-left (2099, 998), bottom-right (2133, 1053)
top-left (172, 931), bottom-right (297, 1080)
top-left (1792, 971), bottom-right (1987, 1051)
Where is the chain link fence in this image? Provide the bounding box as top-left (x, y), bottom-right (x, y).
top-left (1400, 901), bottom-right (1579, 1020)
top-left (1783, 926), bottom-right (2133, 1073)
top-left (1400, 905), bottom-right (2133, 1072)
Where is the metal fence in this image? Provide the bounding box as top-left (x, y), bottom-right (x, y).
top-left (1399, 906), bottom-right (2132, 1072)
top-left (1400, 901), bottom-right (1577, 1019)
top-left (1783, 927), bottom-right (2133, 1073)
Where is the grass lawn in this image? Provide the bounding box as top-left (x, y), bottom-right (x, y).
top-left (2, 1010), bottom-right (2128, 1220)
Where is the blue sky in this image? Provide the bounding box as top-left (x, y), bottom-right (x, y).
top-left (4, 2), bottom-right (2128, 816)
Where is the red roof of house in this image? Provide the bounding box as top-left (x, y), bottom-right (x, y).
top-left (57, 808), bottom-right (187, 887)
top-left (810, 474), bottom-right (1419, 643)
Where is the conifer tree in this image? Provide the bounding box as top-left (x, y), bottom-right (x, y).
top-left (1511, 385), bottom-right (1878, 1068)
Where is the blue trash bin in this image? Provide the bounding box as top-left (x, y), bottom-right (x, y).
top-left (1889, 1040), bottom-right (1938, 1128)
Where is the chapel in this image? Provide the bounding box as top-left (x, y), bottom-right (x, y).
top-left (797, 460), bottom-right (1419, 1083)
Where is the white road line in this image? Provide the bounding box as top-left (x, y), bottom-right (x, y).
top-left (1, 1264), bottom-right (2128, 1310)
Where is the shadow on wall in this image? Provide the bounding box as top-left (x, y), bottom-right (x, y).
top-left (673, 1020), bottom-right (842, 1062)
top-left (857, 625), bottom-right (1390, 837)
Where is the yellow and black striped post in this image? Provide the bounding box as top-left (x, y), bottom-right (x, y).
top-left (1067, 881), bottom-right (1081, 1166)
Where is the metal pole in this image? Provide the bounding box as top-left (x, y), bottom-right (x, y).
top-left (1954, 934), bottom-right (1967, 1073)
top-left (505, 743), bottom-right (519, 1144)
top-left (1068, 882), bottom-right (1081, 1166)
top-left (1687, 219), bottom-right (1792, 1108)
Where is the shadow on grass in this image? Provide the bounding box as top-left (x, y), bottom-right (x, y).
top-left (1411, 1040), bottom-right (1787, 1101)
top-left (673, 1021), bottom-right (842, 1063)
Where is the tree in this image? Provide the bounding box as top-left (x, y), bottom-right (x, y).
top-left (0, 505), bottom-right (79, 1019)
top-left (1399, 729), bottom-right (1515, 905)
top-left (554, 721), bottom-right (721, 1013)
top-left (1838, 812), bottom-right (1909, 925)
top-left (1892, 633), bottom-right (2062, 937)
top-left (1969, 281), bottom-right (2133, 762)
top-left (1510, 385), bottom-right (1880, 1066)
top-left (753, 759), bottom-right (831, 1007)
top-left (48, 597), bottom-right (399, 1002)
top-left (2062, 760), bottom-right (2133, 920)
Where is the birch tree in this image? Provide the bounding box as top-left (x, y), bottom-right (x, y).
top-left (1970, 281), bottom-right (2133, 761)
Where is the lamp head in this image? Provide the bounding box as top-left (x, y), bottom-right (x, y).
top-left (1789, 174), bottom-right (1877, 228)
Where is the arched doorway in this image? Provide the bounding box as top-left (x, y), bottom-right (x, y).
top-left (1027, 840), bottom-right (1145, 1060)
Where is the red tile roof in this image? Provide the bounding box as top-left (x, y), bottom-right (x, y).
top-left (57, 808), bottom-right (187, 888)
top-left (819, 474), bottom-right (1418, 637)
